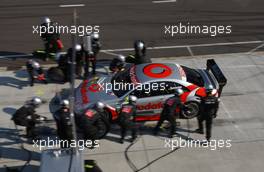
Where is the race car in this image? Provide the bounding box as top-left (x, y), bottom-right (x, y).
top-left (74, 59), bottom-right (227, 138)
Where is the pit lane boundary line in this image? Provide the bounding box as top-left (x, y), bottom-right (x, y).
top-left (105, 40), bottom-right (263, 52)
top-left (0, 40), bottom-right (263, 59)
top-left (152, 0), bottom-right (177, 3)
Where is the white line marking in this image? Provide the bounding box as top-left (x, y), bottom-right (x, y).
top-left (100, 50), bottom-right (120, 56)
top-left (247, 42), bottom-right (264, 54)
top-left (187, 46), bottom-right (194, 57)
top-left (59, 4), bottom-right (85, 8)
top-left (0, 40), bottom-right (263, 59)
top-left (220, 101), bottom-right (244, 134)
top-left (152, 0), bottom-right (177, 3)
top-left (103, 40), bottom-right (263, 52)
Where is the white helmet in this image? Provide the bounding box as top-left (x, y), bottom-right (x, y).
top-left (75, 44), bottom-right (82, 51)
top-left (96, 102), bottom-right (105, 109)
top-left (117, 55), bottom-right (126, 62)
top-left (61, 99), bottom-right (70, 107)
top-left (91, 33), bottom-right (99, 40)
top-left (134, 40), bottom-right (145, 51)
top-left (175, 88), bottom-right (184, 96)
top-left (32, 61), bottom-right (40, 69)
top-left (42, 17), bottom-right (51, 24)
top-left (31, 97), bottom-right (42, 106)
top-left (129, 95), bottom-right (137, 103)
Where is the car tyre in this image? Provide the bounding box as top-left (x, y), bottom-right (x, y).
top-left (93, 116), bottom-right (110, 139)
top-left (182, 101), bottom-right (200, 119)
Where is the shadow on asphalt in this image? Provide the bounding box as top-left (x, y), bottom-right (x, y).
top-left (104, 123), bottom-right (197, 144)
top-left (0, 164), bottom-right (39, 172)
top-left (0, 76), bottom-right (28, 90)
top-left (2, 107), bottom-right (16, 117)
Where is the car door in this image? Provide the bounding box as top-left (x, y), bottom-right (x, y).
top-left (130, 83), bottom-right (165, 118)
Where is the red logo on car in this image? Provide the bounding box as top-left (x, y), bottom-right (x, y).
top-left (137, 102), bottom-right (163, 110)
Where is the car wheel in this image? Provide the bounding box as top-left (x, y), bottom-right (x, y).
top-left (182, 102), bottom-right (200, 119)
top-left (94, 116), bottom-right (110, 139)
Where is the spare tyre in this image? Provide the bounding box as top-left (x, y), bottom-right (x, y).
top-left (47, 67), bottom-right (65, 82)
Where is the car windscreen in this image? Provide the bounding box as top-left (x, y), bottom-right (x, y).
top-left (111, 68), bottom-right (134, 97)
top-left (181, 66), bottom-right (204, 87)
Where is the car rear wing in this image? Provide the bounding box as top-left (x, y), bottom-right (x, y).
top-left (206, 59), bottom-right (227, 96)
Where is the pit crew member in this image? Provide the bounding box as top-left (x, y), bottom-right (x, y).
top-left (117, 95), bottom-right (138, 144)
top-left (54, 99), bottom-right (73, 148)
top-left (84, 33), bottom-right (101, 76)
top-left (126, 40), bottom-right (151, 64)
top-left (12, 97), bottom-right (44, 139)
top-left (153, 88), bottom-right (184, 138)
top-left (195, 85), bottom-right (220, 141)
top-left (26, 59), bottom-right (47, 86)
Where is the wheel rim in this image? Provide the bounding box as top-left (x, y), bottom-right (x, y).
top-left (182, 102), bottom-right (199, 119)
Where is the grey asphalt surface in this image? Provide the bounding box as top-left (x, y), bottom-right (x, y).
top-left (1, 1), bottom-right (264, 172)
top-left (1, 51), bottom-right (264, 172)
top-left (1, 0), bottom-right (264, 68)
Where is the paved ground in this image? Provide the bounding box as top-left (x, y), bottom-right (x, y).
top-left (1, 0), bottom-right (264, 69)
top-left (0, 50), bottom-right (264, 172)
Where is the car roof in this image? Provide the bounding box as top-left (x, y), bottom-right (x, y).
top-left (132, 63), bottom-right (186, 83)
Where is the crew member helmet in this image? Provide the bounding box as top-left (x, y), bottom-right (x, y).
top-left (75, 44), bottom-right (82, 51)
top-left (61, 99), bottom-right (70, 107)
top-left (42, 17), bottom-right (51, 24)
top-left (32, 61), bottom-right (40, 69)
top-left (206, 85), bottom-right (217, 96)
top-left (31, 97), bottom-right (42, 106)
top-left (175, 88), bottom-right (184, 96)
top-left (91, 33), bottom-right (99, 40)
top-left (117, 55), bottom-right (126, 62)
top-left (129, 95), bottom-right (137, 103)
top-left (96, 102), bottom-right (105, 110)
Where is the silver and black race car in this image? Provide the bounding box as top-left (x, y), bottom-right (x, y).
top-left (74, 59), bottom-right (227, 138)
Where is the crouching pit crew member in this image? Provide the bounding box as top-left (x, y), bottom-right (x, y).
top-left (54, 99), bottom-right (73, 148)
top-left (26, 59), bottom-right (47, 86)
top-left (118, 95), bottom-right (138, 144)
top-left (153, 88), bottom-right (184, 138)
top-left (109, 55), bottom-right (126, 73)
top-left (195, 85), bottom-right (220, 141)
top-left (77, 102), bottom-right (107, 145)
top-left (12, 97), bottom-right (44, 140)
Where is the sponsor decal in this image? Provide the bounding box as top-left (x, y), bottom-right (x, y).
top-left (137, 102), bottom-right (163, 110)
top-left (130, 65), bottom-right (140, 85)
top-left (85, 109), bottom-right (96, 118)
top-left (88, 83), bottom-right (101, 92)
top-left (122, 106), bottom-right (132, 113)
top-left (143, 63), bottom-right (172, 78)
top-left (81, 80), bottom-right (89, 104)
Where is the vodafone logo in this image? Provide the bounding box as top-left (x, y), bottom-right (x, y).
top-left (137, 102), bottom-right (163, 110)
top-left (143, 64), bottom-right (172, 78)
top-left (88, 83), bottom-right (101, 92)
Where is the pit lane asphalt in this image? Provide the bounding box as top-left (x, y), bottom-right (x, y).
top-left (0, 51), bottom-right (264, 172)
top-left (1, 0), bottom-right (264, 69)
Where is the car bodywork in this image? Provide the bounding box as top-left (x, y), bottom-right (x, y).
top-left (75, 59), bottom-right (227, 122)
